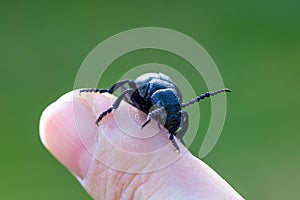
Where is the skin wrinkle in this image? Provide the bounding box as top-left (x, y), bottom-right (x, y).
top-left (108, 159), bottom-right (156, 199)
top-left (117, 173), bottom-right (131, 200)
top-left (145, 174), bottom-right (169, 200)
top-left (109, 169), bottom-right (123, 200)
top-left (135, 173), bottom-right (152, 199)
top-left (86, 161), bottom-right (154, 199)
top-left (103, 169), bottom-right (111, 200)
top-left (144, 154), bottom-right (200, 199)
top-left (150, 185), bottom-right (172, 200)
top-left (113, 172), bottom-right (134, 199)
top-left (127, 169), bottom-right (157, 199)
top-left (150, 160), bottom-right (197, 200)
top-left (120, 173), bottom-right (145, 200)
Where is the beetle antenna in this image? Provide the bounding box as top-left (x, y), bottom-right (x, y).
top-left (181, 88), bottom-right (231, 108)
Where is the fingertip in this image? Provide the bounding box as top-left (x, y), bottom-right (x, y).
top-left (39, 96), bottom-right (97, 180)
top-left (39, 100), bottom-right (61, 147)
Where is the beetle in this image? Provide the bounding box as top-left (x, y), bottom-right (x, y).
top-left (80, 73), bottom-right (231, 152)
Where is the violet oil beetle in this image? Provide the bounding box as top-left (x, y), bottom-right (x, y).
top-left (80, 73), bottom-right (231, 152)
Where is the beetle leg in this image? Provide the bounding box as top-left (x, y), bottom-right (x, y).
top-left (128, 81), bottom-right (138, 90)
top-left (108, 80), bottom-right (136, 93)
top-left (141, 106), bottom-right (165, 128)
top-left (175, 111), bottom-right (189, 146)
top-left (169, 133), bottom-right (180, 153)
top-left (95, 88), bottom-right (134, 125)
top-left (157, 110), bottom-right (167, 130)
top-left (79, 88), bottom-right (108, 94)
top-left (141, 114), bottom-right (152, 128)
top-left (178, 110), bottom-right (188, 127)
top-left (120, 85), bottom-right (128, 92)
top-left (157, 120), bottom-right (162, 130)
top-left (143, 83), bottom-right (150, 98)
top-left (80, 80), bottom-right (136, 95)
top-left (157, 117), bottom-right (166, 130)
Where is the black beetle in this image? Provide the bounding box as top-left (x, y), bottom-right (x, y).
top-left (80, 73), bottom-right (231, 152)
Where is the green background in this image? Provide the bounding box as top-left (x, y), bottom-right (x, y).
top-left (1, 1), bottom-right (299, 199)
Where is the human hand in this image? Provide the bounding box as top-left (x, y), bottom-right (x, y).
top-left (39, 91), bottom-right (244, 199)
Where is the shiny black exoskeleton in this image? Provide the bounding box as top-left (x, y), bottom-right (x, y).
top-left (80, 73), bottom-right (231, 152)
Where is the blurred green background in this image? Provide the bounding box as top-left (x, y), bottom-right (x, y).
top-left (1, 1), bottom-right (299, 199)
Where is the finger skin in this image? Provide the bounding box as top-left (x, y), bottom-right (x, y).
top-left (39, 90), bottom-right (244, 200)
